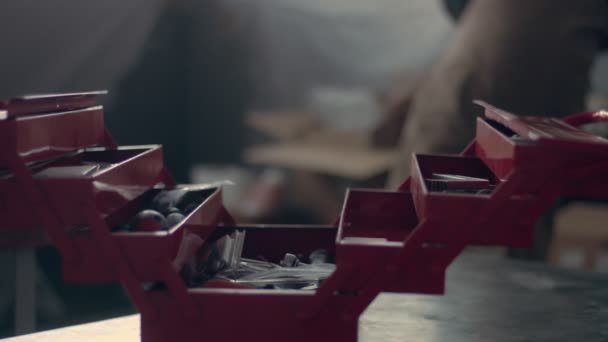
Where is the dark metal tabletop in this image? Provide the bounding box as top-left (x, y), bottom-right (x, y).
top-left (5, 249), bottom-right (607, 341)
top-left (361, 249), bottom-right (608, 341)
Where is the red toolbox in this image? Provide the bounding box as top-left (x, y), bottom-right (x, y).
top-left (2, 92), bottom-right (608, 342)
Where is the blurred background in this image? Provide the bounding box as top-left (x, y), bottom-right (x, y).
top-left (1, 0), bottom-right (608, 338)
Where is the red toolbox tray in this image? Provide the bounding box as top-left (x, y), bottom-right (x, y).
top-left (336, 188), bottom-right (444, 294)
top-left (0, 145), bottom-right (167, 228)
top-left (0, 92), bottom-right (113, 168)
top-left (410, 154), bottom-right (536, 247)
top-left (64, 185), bottom-right (231, 283)
top-left (475, 100), bottom-right (608, 180)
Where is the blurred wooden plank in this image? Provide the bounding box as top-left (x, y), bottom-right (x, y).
top-left (551, 202), bottom-right (608, 271)
top-left (3, 315), bottom-right (139, 342)
top-left (245, 144), bottom-right (398, 180)
top-left (246, 111), bottom-right (320, 140)
top-left (554, 202), bottom-right (608, 239)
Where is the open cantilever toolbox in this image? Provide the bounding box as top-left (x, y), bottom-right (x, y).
top-left (2, 92), bottom-right (608, 341)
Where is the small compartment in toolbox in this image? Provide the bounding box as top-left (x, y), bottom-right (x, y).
top-left (240, 225), bottom-right (337, 265)
top-left (65, 185), bottom-right (225, 283)
top-left (475, 118), bottom-right (535, 180)
top-left (484, 117), bottom-right (518, 137)
top-left (413, 154), bottom-right (498, 195)
top-left (0, 106), bottom-right (107, 167)
top-left (33, 146), bottom-right (153, 175)
top-left (0, 145), bottom-right (166, 228)
top-left (337, 189), bottom-right (418, 243)
top-left (335, 189), bottom-right (446, 295)
top-left (197, 224), bottom-right (337, 290)
top-left (410, 154), bottom-right (498, 222)
top-left (105, 185), bottom-right (218, 232)
top-left (411, 153), bottom-right (536, 246)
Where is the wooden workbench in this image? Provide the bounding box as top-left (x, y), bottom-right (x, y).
top-left (4, 249), bottom-right (607, 341)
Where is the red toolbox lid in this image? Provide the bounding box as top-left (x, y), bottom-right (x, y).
top-left (0, 90), bottom-right (107, 119)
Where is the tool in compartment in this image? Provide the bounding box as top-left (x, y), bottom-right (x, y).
top-left (175, 225), bottom-right (336, 290)
top-left (425, 173), bottom-right (494, 194)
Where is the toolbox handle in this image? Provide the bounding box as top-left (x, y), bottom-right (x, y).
top-left (562, 110), bottom-right (608, 127)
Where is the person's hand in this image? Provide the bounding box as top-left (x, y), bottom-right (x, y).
top-left (371, 74), bottom-right (422, 148)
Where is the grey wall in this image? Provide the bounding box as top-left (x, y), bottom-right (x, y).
top-left (0, 0), bottom-right (166, 100)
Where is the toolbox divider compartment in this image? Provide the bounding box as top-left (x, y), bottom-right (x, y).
top-left (410, 154), bottom-right (496, 221)
top-left (330, 188), bottom-right (447, 295)
top-left (337, 188), bottom-right (417, 244)
top-left (239, 224), bottom-right (337, 264)
top-left (335, 188), bottom-right (411, 284)
top-left (474, 117), bottom-right (534, 180)
top-left (0, 145), bottom-right (168, 228)
top-left (65, 186), bottom-right (225, 283)
top-left (411, 154), bottom-right (535, 246)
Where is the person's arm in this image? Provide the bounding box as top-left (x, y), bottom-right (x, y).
top-left (387, 0), bottom-right (608, 188)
